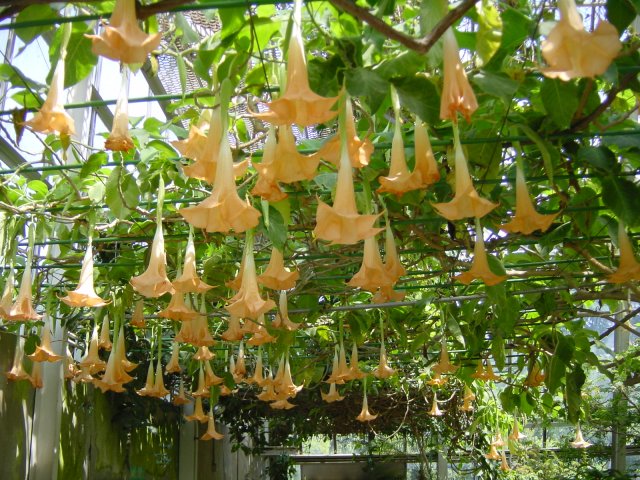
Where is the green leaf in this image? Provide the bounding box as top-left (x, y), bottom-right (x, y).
top-left (16, 6), bottom-right (58, 45)
top-left (540, 78), bottom-right (579, 129)
top-left (601, 176), bottom-right (640, 227)
top-left (491, 335), bottom-right (505, 370)
top-left (472, 71), bottom-right (518, 102)
top-left (517, 123), bottom-right (556, 185)
top-left (476, 0), bottom-right (502, 65)
top-left (105, 166), bottom-right (140, 219)
top-left (176, 55), bottom-right (187, 95)
top-left (606, 0), bottom-right (637, 34)
top-left (219, 7), bottom-right (246, 39)
top-left (49, 23), bottom-right (98, 89)
top-left (27, 180), bottom-right (49, 199)
top-left (545, 354), bottom-right (566, 394)
top-left (88, 182), bottom-right (105, 204)
top-left (80, 152), bottom-right (107, 178)
top-left (577, 146), bottom-right (618, 172)
top-left (266, 207), bottom-right (286, 250)
top-left (174, 13), bottom-right (200, 44)
top-left (345, 67), bottom-right (389, 114)
top-left (566, 366), bottom-right (586, 423)
top-left (391, 75), bottom-right (440, 125)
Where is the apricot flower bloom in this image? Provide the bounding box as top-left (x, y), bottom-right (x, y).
top-left (221, 315), bottom-right (244, 342)
top-left (607, 221), bottom-right (640, 283)
top-left (173, 230), bottom-right (213, 294)
top-left (372, 343), bottom-right (395, 380)
top-left (249, 354), bottom-right (265, 386)
top-left (86, 0), bottom-right (161, 65)
top-left (321, 382), bottom-right (345, 403)
top-left (204, 360), bottom-right (224, 387)
top-left (181, 107), bottom-right (247, 184)
top-left (373, 225), bottom-right (406, 302)
top-left (524, 361), bottom-right (545, 388)
top-left (274, 356), bottom-right (303, 399)
top-left (94, 335), bottom-right (133, 393)
top-left (105, 67), bottom-right (134, 151)
top-left (570, 424), bottom-right (591, 448)
top-left (201, 409), bottom-right (224, 441)
top-left (130, 299), bottom-right (146, 328)
top-left (484, 444), bottom-right (501, 461)
top-left (172, 378), bottom-right (190, 406)
top-left (348, 235), bottom-right (393, 293)
top-left (246, 316), bottom-right (276, 346)
top-left (432, 338), bottom-right (459, 375)
top-left (130, 189), bottom-right (174, 297)
top-left (80, 326), bottom-right (106, 374)
top-left (456, 221), bottom-right (507, 286)
top-left (8, 260), bottom-right (42, 322)
top-left (98, 316), bottom-right (112, 351)
top-left (61, 240), bottom-right (109, 307)
top-left (257, 247), bottom-right (299, 291)
top-left (440, 28), bottom-right (478, 122)
top-left (432, 129), bottom-right (497, 221)
top-left (509, 418), bottom-right (526, 442)
top-left (270, 399), bottom-right (296, 410)
top-left (348, 343), bottom-right (367, 380)
top-left (459, 385), bottom-right (475, 412)
top-left (30, 362), bottom-right (44, 389)
top-left (136, 362), bottom-right (155, 397)
top-left (315, 99), bottom-right (373, 169)
top-left (325, 347), bottom-right (348, 385)
top-left (165, 342), bottom-right (181, 374)
top-left (226, 231), bottom-right (276, 320)
top-left (500, 449), bottom-right (511, 472)
top-left (184, 397), bottom-right (209, 423)
top-left (193, 346), bottom-right (215, 362)
top-left (25, 26), bottom-right (75, 136)
top-left (28, 321), bottom-right (63, 362)
top-left (180, 134), bottom-right (260, 234)
top-left (158, 292), bottom-right (199, 321)
top-left (172, 111), bottom-right (209, 161)
top-left (272, 291), bottom-right (300, 331)
top-left (428, 394), bottom-right (444, 416)
top-left (501, 163), bottom-right (558, 234)
top-left (192, 367), bottom-right (210, 398)
top-left (471, 359), bottom-right (500, 382)
top-left (314, 99), bottom-right (382, 245)
top-left (356, 388), bottom-right (377, 422)
top-left (252, 0), bottom-right (337, 126)
top-left (6, 334), bottom-right (31, 382)
top-left (0, 269), bottom-right (14, 319)
top-left (541, 0), bottom-right (621, 81)
top-left (427, 372), bottom-right (447, 387)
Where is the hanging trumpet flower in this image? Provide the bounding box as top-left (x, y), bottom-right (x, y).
top-left (86, 0), bottom-right (161, 65)
top-left (321, 382), bottom-right (345, 403)
top-left (541, 0), bottom-right (621, 81)
top-left (6, 331), bottom-right (31, 382)
top-left (28, 319), bottom-right (62, 362)
top-left (570, 423), bottom-right (592, 448)
top-left (180, 83), bottom-right (260, 234)
top-left (130, 299), bottom-right (145, 328)
top-left (173, 228), bottom-right (213, 294)
top-left (428, 393), bottom-right (444, 417)
top-left (201, 407), bottom-right (224, 441)
top-left (432, 125), bottom-right (497, 221)
top-left (130, 178), bottom-right (174, 298)
top-left (252, 0), bottom-right (337, 126)
top-left (373, 224), bottom-right (406, 303)
top-left (257, 247), bottom-right (299, 291)
top-left (440, 27), bottom-right (478, 122)
top-left (61, 236), bottom-right (109, 308)
top-left (272, 291), bottom-right (300, 331)
top-left (432, 337), bottom-right (459, 375)
top-left (105, 66), bottom-right (134, 151)
top-left (456, 219), bottom-right (507, 286)
top-left (172, 110), bottom-right (210, 162)
top-left (356, 378), bottom-right (377, 422)
top-left (500, 161), bottom-right (558, 235)
top-left (226, 230), bottom-right (275, 320)
top-left (8, 226), bottom-right (42, 322)
top-left (314, 94), bottom-right (382, 245)
top-left (25, 23), bottom-right (75, 136)
top-left (607, 221), bottom-right (640, 283)
top-left (0, 269), bottom-right (14, 319)
top-left (348, 234), bottom-right (394, 293)
top-left (372, 321), bottom-right (395, 380)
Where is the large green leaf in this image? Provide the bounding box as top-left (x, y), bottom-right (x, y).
top-left (601, 176), bottom-right (640, 227)
top-left (105, 166), bottom-right (140, 220)
top-left (391, 75), bottom-right (440, 125)
top-left (566, 366), bottom-right (586, 423)
top-left (606, 0), bottom-right (638, 34)
top-left (476, 0), bottom-right (502, 65)
top-left (49, 23), bottom-right (98, 89)
top-left (15, 6), bottom-right (58, 45)
top-left (345, 67), bottom-right (389, 114)
top-left (540, 78), bottom-right (579, 130)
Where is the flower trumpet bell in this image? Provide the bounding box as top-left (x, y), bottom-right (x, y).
top-left (257, 247), bottom-right (299, 291)
top-left (105, 67), bottom-right (134, 151)
top-left (130, 299), bottom-right (146, 328)
top-left (173, 230), bottom-right (213, 294)
top-left (432, 337), bottom-right (459, 375)
top-left (321, 383), bottom-right (345, 403)
top-left (500, 163), bottom-right (558, 235)
top-left (570, 424), bottom-right (592, 448)
top-left (455, 222), bottom-right (507, 287)
top-left (165, 342), bottom-right (181, 374)
top-left (356, 390), bottom-right (378, 422)
top-left (272, 291), bottom-right (300, 331)
top-left (130, 219), bottom-right (174, 298)
top-left (252, 4), bottom-right (337, 127)
top-left (348, 235), bottom-right (394, 293)
top-left (428, 394), bottom-right (444, 417)
top-left (431, 130), bottom-right (497, 221)
top-left (0, 269), bottom-right (14, 319)
top-left (28, 321), bottom-right (63, 363)
top-left (86, 0), bottom-right (161, 65)
top-left (348, 343), bottom-right (367, 380)
top-left (6, 335), bottom-right (31, 382)
top-left (8, 261), bottom-right (42, 322)
top-left (221, 315), bottom-right (244, 342)
top-left (201, 409), bottom-right (224, 441)
top-left (377, 120), bottom-right (424, 196)
top-left (179, 134), bottom-right (260, 234)
top-left (25, 51), bottom-right (75, 136)
top-left (184, 397), bottom-right (209, 423)
top-left (372, 343), bottom-right (395, 380)
top-left (61, 242), bottom-right (109, 307)
top-left (607, 221), bottom-right (640, 283)
top-left (541, 0), bottom-right (621, 81)
top-left (440, 28), bottom-right (478, 123)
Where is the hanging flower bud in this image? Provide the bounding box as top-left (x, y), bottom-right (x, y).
top-left (130, 299), bottom-right (146, 328)
top-left (0, 269), bottom-right (15, 319)
top-left (541, 0), bottom-right (621, 81)
top-left (272, 291), bottom-right (300, 331)
top-left (86, 0), bottom-right (161, 65)
top-left (5, 334), bottom-right (31, 382)
top-left (440, 28), bottom-right (478, 122)
top-left (105, 67), bottom-right (134, 151)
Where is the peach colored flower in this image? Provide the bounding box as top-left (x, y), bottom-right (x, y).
top-left (221, 315), bottom-right (245, 342)
top-left (7, 262), bottom-right (42, 322)
top-left (130, 219), bottom-right (174, 298)
top-left (98, 315), bottom-right (112, 351)
top-left (456, 222), bottom-right (507, 286)
top-left (372, 343), bottom-right (395, 379)
top-left (428, 394), bottom-right (444, 416)
top-left (270, 399), bottom-right (296, 410)
top-left (201, 409), bottom-right (224, 441)
top-left (172, 121), bottom-right (208, 161)
top-left (431, 130), bottom-right (497, 221)
top-left (29, 361), bottom-right (44, 389)
top-left (427, 372), bottom-right (447, 387)
top-left (192, 366), bottom-right (210, 398)
top-left (25, 51), bottom-right (75, 136)
top-left (252, 7), bottom-right (337, 127)
top-left (130, 299), bottom-right (146, 328)
top-left (315, 99), bottom-right (372, 169)
top-left (432, 338), bottom-right (458, 375)
top-left (272, 291), bottom-right (301, 331)
top-left (204, 361), bottom-right (224, 387)
top-left (321, 382), bottom-right (345, 403)
top-left (193, 345), bottom-right (215, 362)
top-left (5, 334), bottom-right (31, 382)
top-left (226, 232), bottom-right (275, 320)
top-left (484, 444), bottom-right (501, 461)
top-left (348, 235), bottom-right (393, 293)
top-left (246, 317), bottom-right (277, 346)
top-left (105, 67), bottom-right (134, 151)
top-left (541, 0), bottom-right (621, 81)
top-left (501, 163), bottom-right (558, 234)
top-left (500, 449), bottom-right (511, 472)
top-left (257, 247), bottom-right (299, 291)
top-left (61, 241), bottom-right (109, 307)
top-left (274, 356), bottom-right (303, 399)
top-left (172, 378), bottom-right (190, 406)
top-left (348, 343), bottom-right (367, 380)
top-left (0, 269), bottom-right (14, 319)
top-left (158, 292), bottom-right (200, 321)
top-left (256, 126), bottom-right (320, 184)
top-left (173, 230), bottom-right (213, 294)
top-left (180, 134), bottom-right (260, 234)
top-left (356, 390), bottom-right (377, 422)
top-left (165, 342), bottom-right (181, 374)
top-left (325, 347), bottom-right (349, 385)
top-left (136, 362), bottom-right (156, 397)
top-left (251, 175), bottom-right (288, 203)
top-left (86, 0), bottom-right (161, 65)
top-left (248, 354), bottom-right (266, 386)
top-left (608, 221), bottom-right (640, 283)
top-left (570, 423), bottom-right (591, 448)
top-left (80, 326), bottom-right (107, 374)
top-left (184, 397), bottom-right (209, 423)
top-left (314, 129), bottom-right (382, 245)
top-left (28, 321), bottom-right (63, 362)
top-left (440, 28), bottom-right (478, 122)
top-left (509, 418), bottom-right (526, 442)
top-left (413, 121), bottom-right (441, 187)
top-left (524, 361), bottom-right (545, 388)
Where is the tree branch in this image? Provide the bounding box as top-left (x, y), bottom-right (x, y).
top-left (328, 0), bottom-right (479, 55)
